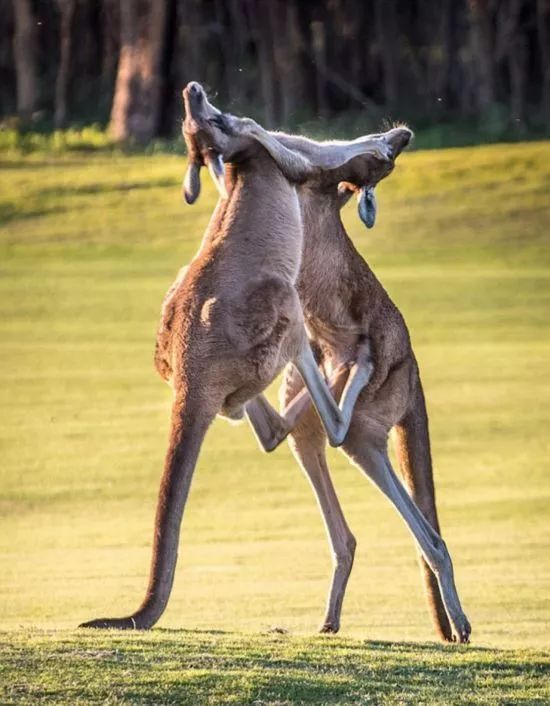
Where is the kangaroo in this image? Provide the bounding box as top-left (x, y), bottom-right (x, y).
top-left (208, 115), bottom-right (471, 644)
top-left (79, 82), bottom-right (391, 630)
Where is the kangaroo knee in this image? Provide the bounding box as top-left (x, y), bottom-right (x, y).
top-left (428, 536), bottom-right (452, 576)
top-left (334, 534), bottom-right (356, 570)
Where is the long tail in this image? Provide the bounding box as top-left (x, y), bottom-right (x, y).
top-left (80, 392), bottom-right (214, 630)
top-left (392, 373), bottom-right (453, 642)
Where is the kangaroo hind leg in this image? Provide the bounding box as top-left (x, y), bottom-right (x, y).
top-left (343, 434), bottom-right (471, 644)
top-left (80, 392), bottom-right (217, 630)
top-left (292, 434), bottom-right (357, 633)
top-left (283, 365), bottom-right (356, 634)
top-left (393, 380), bottom-right (454, 641)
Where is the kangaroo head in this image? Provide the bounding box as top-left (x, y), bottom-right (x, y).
top-left (334, 127), bottom-right (412, 228)
top-left (181, 82), bottom-right (227, 203)
top-left (182, 82), bottom-right (269, 204)
top-left (201, 110), bottom-right (412, 229)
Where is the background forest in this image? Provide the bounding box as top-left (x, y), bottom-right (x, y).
top-left (2, 0), bottom-right (550, 147)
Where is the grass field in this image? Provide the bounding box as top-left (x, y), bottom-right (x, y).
top-left (1, 142), bottom-right (549, 703)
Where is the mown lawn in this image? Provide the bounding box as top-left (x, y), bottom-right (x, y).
top-left (2, 631), bottom-right (549, 705)
top-left (1, 142), bottom-right (549, 703)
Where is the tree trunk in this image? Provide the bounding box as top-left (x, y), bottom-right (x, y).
top-left (247, 0), bottom-right (277, 127)
top-left (109, 0), bottom-right (168, 143)
top-left (374, 0), bottom-right (398, 109)
top-left (537, 0), bottom-right (550, 124)
top-left (437, 0), bottom-right (460, 111)
top-left (175, 0), bottom-right (201, 85)
top-left (468, 0), bottom-right (496, 113)
top-left (54, 0), bottom-right (76, 128)
top-left (507, 0), bottom-right (526, 133)
top-left (100, 0), bottom-right (120, 94)
top-left (268, 1), bottom-right (301, 125)
top-left (227, 0), bottom-right (249, 106)
top-left (311, 19), bottom-right (328, 119)
top-left (12, 0), bottom-right (38, 120)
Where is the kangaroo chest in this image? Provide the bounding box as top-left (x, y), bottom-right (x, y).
top-left (211, 177), bottom-right (304, 288)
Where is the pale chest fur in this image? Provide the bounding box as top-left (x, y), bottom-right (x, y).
top-left (204, 173), bottom-right (304, 290)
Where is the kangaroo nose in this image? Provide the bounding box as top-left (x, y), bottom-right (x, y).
top-left (187, 82), bottom-right (202, 97)
top-left (386, 127), bottom-right (413, 157)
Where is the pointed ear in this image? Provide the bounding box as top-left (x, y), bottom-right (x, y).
top-left (205, 152), bottom-right (228, 200)
top-left (297, 136), bottom-right (392, 171)
top-left (183, 161), bottom-right (201, 204)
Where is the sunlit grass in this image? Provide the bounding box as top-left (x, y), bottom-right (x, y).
top-left (1, 142), bottom-right (549, 703)
top-left (2, 631), bottom-right (548, 706)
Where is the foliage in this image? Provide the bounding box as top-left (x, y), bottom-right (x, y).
top-left (3, 1), bottom-right (550, 142)
top-left (2, 119), bottom-right (549, 157)
top-left (0, 124), bottom-right (114, 154)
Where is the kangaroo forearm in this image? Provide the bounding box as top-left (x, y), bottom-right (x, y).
top-left (282, 363), bottom-right (349, 429)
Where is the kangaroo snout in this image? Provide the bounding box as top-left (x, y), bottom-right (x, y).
top-left (386, 127), bottom-right (413, 157)
top-left (184, 81), bottom-right (204, 101)
top-left (182, 82), bottom-right (207, 123)
top-left (183, 82), bottom-right (222, 134)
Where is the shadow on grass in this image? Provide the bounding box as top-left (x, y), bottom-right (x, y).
top-left (0, 202), bottom-right (66, 225)
top-left (0, 178), bottom-right (177, 226)
top-left (0, 159), bottom-right (91, 170)
top-left (37, 178), bottom-right (177, 198)
top-left (2, 629), bottom-right (548, 705)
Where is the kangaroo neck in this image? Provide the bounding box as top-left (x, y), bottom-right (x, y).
top-left (295, 187), bottom-right (377, 318)
top-left (298, 187), bottom-right (349, 263)
top-left (199, 155), bottom-right (304, 283)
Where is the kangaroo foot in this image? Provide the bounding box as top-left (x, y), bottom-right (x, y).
top-left (449, 613), bottom-right (471, 644)
top-left (79, 615), bottom-right (147, 630)
top-left (319, 620), bottom-right (340, 634)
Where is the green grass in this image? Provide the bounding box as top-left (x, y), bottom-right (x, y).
top-left (2, 632), bottom-right (549, 706)
top-left (1, 142), bottom-right (549, 703)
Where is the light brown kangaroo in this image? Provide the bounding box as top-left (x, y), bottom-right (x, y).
top-left (211, 115), bottom-right (471, 643)
top-left (79, 82), bottom-right (390, 630)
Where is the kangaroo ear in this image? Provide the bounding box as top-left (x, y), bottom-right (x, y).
top-left (183, 161), bottom-right (201, 204)
top-left (205, 152), bottom-right (228, 200)
top-left (357, 186), bottom-right (377, 228)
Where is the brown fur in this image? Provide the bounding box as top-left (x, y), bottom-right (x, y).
top-left (225, 121), bottom-right (471, 642)
top-left (79, 83), bottom-right (335, 630)
top-left (285, 183), bottom-right (454, 638)
top-left (79, 82), bottom-right (391, 630)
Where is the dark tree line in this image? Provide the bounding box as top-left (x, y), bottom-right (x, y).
top-left (1, 0), bottom-right (549, 142)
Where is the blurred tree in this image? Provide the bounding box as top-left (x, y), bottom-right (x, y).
top-left (12, 0), bottom-right (38, 120)
top-left (54, 0), bottom-right (76, 128)
top-left (109, 0), bottom-right (170, 142)
top-left (375, 0), bottom-right (398, 109)
top-left (468, 0), bottom-right (497, 113)
top-left (505, 0), bottom-right (527, 132)
top-left (2, 0), bottom-right (548, 141)
top-left (537, 0), bottom-right (550, 123)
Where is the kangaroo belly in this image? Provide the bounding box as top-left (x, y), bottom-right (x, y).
top-left (223, 276), bottom-right (300, 353)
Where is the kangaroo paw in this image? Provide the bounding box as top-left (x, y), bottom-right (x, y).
top-left (79, 615), bottom-right (146, 630)
top-left (450, 614), bottom-right (471, 644)
top-left (319, 620), bottom-right (340, 634)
